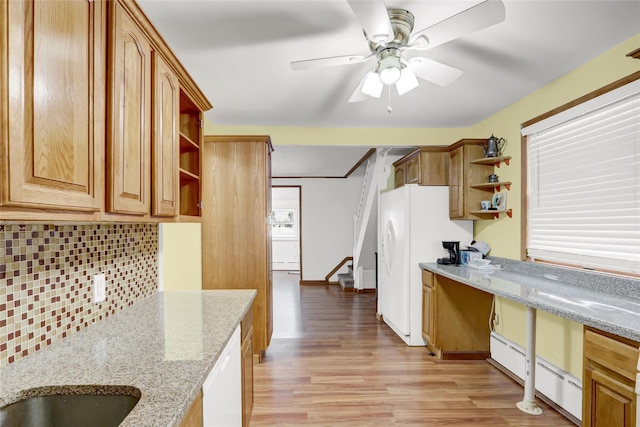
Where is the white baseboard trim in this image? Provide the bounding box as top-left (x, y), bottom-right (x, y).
top-left (490, 332), bottom-right (582, 421)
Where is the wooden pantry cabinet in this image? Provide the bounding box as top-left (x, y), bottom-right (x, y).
top-left (583, 327), bottom-right (638, 427)
top-left (241, 306), bottom-right (255, 427)
top-left (1, 0), bottom-right (211, 221)
top-left (0, 0), bottom-right (106, 220)
top-left (202, 136), bottom-right (274, 361)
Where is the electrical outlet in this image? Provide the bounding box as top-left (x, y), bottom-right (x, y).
top-left (93, 274), bottom-right (106, 304)
top-left (494, 313), bottom-right (500, 326)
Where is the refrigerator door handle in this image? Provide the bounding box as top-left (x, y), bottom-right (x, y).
top-left (383, 220), bottom-right (395, 275)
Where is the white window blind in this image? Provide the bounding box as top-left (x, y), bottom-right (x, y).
top-left (522, 81), bottom-right (640, 274)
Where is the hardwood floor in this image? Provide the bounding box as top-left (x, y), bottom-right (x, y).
top-left (250, 271), bottom-right (576, 426)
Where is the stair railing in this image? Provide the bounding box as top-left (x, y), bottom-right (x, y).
top-left (325, 256), bottom-right (353, 284)
top-left (352, 148), bottom-right (390, 289)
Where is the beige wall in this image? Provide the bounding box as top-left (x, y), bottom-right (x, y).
top-left (159, 223), bottom-right (202, 291)
top-left (204, 122), bottom-right (468, 147)
top-left (469, 33), bottom-right (639, 378)
top-left (201, 33), bottom-right (640, 378)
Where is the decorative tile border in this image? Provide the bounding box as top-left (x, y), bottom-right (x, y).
top-left (0, 224), bottom-right (158, 366)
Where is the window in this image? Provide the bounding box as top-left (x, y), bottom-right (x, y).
top-left (522, 77), bottom-right (640, 274)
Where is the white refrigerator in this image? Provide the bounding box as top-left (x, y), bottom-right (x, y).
top-left (378, 184), bottom-right (473, 346)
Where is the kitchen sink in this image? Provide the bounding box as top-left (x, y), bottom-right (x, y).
top-left (0, 387), bottom-right (141, 427)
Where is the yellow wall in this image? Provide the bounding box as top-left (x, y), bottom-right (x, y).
top-left (200, 33), bottom-right (640, 377)
top-left (204, 122), bottom-right (468, 147)
top-left (159, 223), bottom-right (202, 291)
top-left (469, 33), bottom-right (639, 378)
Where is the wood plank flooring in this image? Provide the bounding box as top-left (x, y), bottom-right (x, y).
top-left (250, 272), bottom-right (576, 426)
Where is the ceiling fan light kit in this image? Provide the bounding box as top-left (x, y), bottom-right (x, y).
top-left (377, 52), bottom-right (402, 85)
top-left (290, 0), bottom-right (506, 109)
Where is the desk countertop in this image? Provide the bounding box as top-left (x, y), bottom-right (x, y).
top-left (420, 260), bottom-right (640, 343)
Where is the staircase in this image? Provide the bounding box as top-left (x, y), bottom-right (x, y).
top-left (337, 264), bottom-right (354, 290)
top-left (352, 148), bottom-right (390, 291)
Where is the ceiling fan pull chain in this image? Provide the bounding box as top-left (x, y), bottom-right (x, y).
top-left (387, 86), bottom-right (393, 114)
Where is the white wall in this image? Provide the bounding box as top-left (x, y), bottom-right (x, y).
top-left (272, 187), bottom-right (300, 271)
top-left (273, 176), bottom-right (364, 281)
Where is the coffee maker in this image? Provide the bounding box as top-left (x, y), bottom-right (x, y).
top-left (437, 241), bottom-right (461, 265)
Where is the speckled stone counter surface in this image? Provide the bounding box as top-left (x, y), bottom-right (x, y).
top-left (0, 290), bottom-right (256, 426)
top-left (419, 257), bottom-right (640, 342)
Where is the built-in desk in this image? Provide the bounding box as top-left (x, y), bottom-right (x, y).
top-left (420, 257), bottom-right (640, 425)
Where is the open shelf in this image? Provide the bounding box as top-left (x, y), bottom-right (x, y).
top-left (470, 209), bottom-right (513, 219)
top-left (180, 132), bottom-right (199, 151)
top-left (179, 168), bottom-right (200, 181)
top-left (470, 156), bottom-right (511, 167)
top-left (178, 89), bottom-right (202, 218)
top-left (471, 181), bottom-right (512, 191)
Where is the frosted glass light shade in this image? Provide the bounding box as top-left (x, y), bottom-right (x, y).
top-left (396, 68), bottom-right (419, 95)
top-left (378, 56), bottom-right (401, 85)
top-left (361, 71), bottom-right (383, 98)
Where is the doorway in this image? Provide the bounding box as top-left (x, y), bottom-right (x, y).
top-left (271, 186), bottom-right (302, 273)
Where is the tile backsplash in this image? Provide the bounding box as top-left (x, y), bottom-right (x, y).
top-left (0, 223), bottom-right (158, 367)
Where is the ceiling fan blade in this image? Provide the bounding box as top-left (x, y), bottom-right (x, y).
top-left (347, 0), bottom-right (394, 44)
top-left (348, 73), bottom-right (371, 103)
top-left (408, 57), bottom-right (463, 87)
top-left (409, 0), bottom-right (506, 50)
top-left (291, 53), bottom-right (372, 71)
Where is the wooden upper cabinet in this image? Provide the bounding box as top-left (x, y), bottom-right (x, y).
top-left (0, 0), bottom-right (105, 216)
top-left (448, 147), bottom-right (464, 218)
top-left (394, 163), bottom-right (407, 188)
top-left (405, 154), bottom-right (420, 184)
top-left (448, 141), bottom-right (492, 219)
top-left (393, 148), bottom-right (449, 189)
top-left (106, 0), bottom-right (151, 215)
top-left (151, 52), bottom-right (179, 217)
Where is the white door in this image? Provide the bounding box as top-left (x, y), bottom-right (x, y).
top-left (378, 186), bottom-right (410, 336)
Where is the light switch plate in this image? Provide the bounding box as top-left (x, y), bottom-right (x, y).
top-left (93, 274), bottom-right (106, 304)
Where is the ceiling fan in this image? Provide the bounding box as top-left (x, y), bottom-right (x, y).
top-left (290, 0), bottom-right (506, 103)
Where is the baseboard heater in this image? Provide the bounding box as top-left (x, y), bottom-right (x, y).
top-left (489, 332), bottom-right (582, 421)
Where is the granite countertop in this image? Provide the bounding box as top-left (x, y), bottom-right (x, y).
top-left (0, 290), bottom-right (256, 427)
top-left (420, 259), bottom-right (640, 343)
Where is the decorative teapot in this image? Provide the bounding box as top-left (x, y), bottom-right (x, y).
top-left (483, 135), bottom-right (506, 157)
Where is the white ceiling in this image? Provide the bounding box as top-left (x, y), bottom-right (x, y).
top-left (137, 0), bottom-right (640, 176)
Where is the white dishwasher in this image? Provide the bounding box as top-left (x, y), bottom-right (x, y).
top-left (203, 325), bottom-right (242, 427)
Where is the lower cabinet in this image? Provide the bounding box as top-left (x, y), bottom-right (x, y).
top-left (583, 327), bottom-right (638, 427)
top-left (421, 270), bottom-right (493, 359)
top-left (179, 391), bottom-right (203, 427)
top-left (241, 308), bottom-right (255, 427)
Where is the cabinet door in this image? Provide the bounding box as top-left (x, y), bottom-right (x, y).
top-left (583, 365), bottom-right (636, 427)
top-left (107, 1), bottom-right (151, 215)
top-left (421, 285), bottom-right (434, 344)
top-left (151, 53), bottom-right (179, 217)
top-left (449, 148), bottom-right (464, 218)
top-left (406, 155), bottom-right (420, 184)
top-left (1, 0), bottom-right (105, 211)
top-left (394, 163), bottom-right (406, 188)
top-left (241, 327), bottom-right (254, 427)
top-left (419, 152), bottom-right (449, 186)
top-left (178, 391), bottom-right (203, 427)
